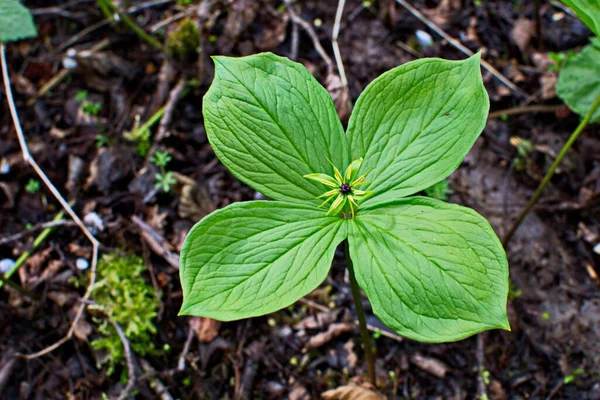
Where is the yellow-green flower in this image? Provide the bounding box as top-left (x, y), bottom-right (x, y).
top-left (303, 158), bottom-right (372, 218)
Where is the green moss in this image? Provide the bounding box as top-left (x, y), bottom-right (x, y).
top-left (90, 253), bottom-right (160, 375)
top-left (166, 18), bottom-right (200, 61)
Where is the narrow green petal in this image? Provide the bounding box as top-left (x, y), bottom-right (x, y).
top-left (327, 194), bottom-right (346, 216)
top-left (345, 157), bottom-right (364, 182)
top-left (318, 189), bottom-right (340, 199)
top-left (318, 194), bottom-right (337, 208)
top-left (304, 173), bottom-right (339, 188)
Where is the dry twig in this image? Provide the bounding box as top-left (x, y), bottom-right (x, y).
top-left (0, 220), bottom-right (76, 246)
top-left (1, 43), bottom-right (100, 360)
top-left (488, 104), bottom-right (561, 119)
top-left (332, 0), bottom-right (352, 109)
top-left (284, 0), bottom-right (334, 74)
top-left (114, 321), bottom-right (137, 400)
top-left (394, 0), bottom-right (528, 97)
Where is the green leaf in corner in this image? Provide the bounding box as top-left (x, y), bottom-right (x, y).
top-left (347, 197), bottom-right (509, 342)
top-left (560, 0), bottom-right (600, 37)
top-left (557, 42), bottom-right (600, 122)
top-left (347, 54), bottom-right (489, 209)
top-left (179, 201), bottom-right (347, 320)
top-left (203, 52), bottom-right (350, 205)
top-left (0, 0), bottom-right (37, 43)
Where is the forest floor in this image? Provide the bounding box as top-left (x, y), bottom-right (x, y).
top-left (1, 0), bottom-right (600, 399)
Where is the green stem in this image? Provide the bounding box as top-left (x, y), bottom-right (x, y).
top-left (503, 94), bottom-right (600, 246)
top-left (96, 0), bottom-right (162, 50)
top-left (0, 211), bottom-right (65, 289)
top-left (345, 240), bottom-right (376, 386)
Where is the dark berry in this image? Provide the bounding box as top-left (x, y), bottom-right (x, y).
top-left (340, 183), bottom-right (351, 194)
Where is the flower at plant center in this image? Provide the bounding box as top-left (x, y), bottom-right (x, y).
top-left (304, 157), bottom-right (372, 218)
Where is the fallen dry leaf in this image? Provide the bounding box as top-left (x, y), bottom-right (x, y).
top-left (326, 73), bottom-right (351, 123)
top-left (190, 316), bottom-right (221, 343)
top-left (410, 352), bottom-right (448, 378)
top-left (511, 18), bottom-right (535, 53)
top-left (322, 382), bottom-right (387, 400)
top-left (306, 322), bottom-right (353, 349)
top-left (294, 310), bottom-right (340, 330)
top-left (173, 172), bottom-right (215, 222)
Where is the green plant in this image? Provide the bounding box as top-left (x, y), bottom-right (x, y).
top-left (504, 2), bottom-right (600, 244)
top-left (179, 53), bottom-right (509, 383)
top-left (563, 368), bottom-right (585, 384)
top-left (547, 50), bottom-right (576, 72)
top-left (0, 0), bottom-right (37, 43)
top-left (424, 179), bottom-right (453, 201)
top-left (75, 90), bottom-right (103, 116)
top-left (89, 253), bottom-right (160, 375)
top-left (166, 18), bottom-right (200, 61)
top-left (151, 150), bottom-right (176, 193)
top-left (25, 178), bottom-right (41, 193)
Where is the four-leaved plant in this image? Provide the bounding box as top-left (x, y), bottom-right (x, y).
top-left (180, 52), bottom-right (510, 343)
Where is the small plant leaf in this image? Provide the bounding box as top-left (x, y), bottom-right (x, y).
top-left (0, 0), bottom-right (37, 43)
top-left (348, 197), bottom-right (509, 342)
top-left (557, 42), bottom-right (600, 122)
top-left (560, 0), bottom-right (600, 37)
top-left (179, 201), bottom-right (347, 320)
top-left (347, 54), bottom-right (489, 209)
top-left (203, 52), bottom-right (350, 205)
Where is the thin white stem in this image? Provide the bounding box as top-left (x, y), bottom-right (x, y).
top-left (1, 43), bottom-right (100, 360)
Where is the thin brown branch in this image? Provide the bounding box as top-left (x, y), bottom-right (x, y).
top-left (1, 43), bottom-right (100, 360)
top-left (394, 0), bottom-right (528, 97)
top-left (489, 104), bottom-right (561, 119)
top-left (113, 321), bottom-right (136, 400)
top-left (0, 220), bottom-right (76, 246)
top-left (284, 0), bottom-right (334, 74)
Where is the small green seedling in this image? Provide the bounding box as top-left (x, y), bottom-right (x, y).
top-left (25, 178), bottom-right (41, 194)
top-left (179, 52), bottom-right (509, 345)
top-left (151, 150), bottom-right (176, 193)
top-left (75, 90), bottom-right (103, 116)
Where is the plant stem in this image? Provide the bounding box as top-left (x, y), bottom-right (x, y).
top-left (0, 211), bottom-right (65, 289)
top-left (503, 94), bottom-right (600, 246)
top-left (96, 0), bottom-right (162, 50)
top-left (345, 240), bottom-right (376, 386)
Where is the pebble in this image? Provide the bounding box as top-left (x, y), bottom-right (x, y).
top-left (76, 258), bottom-right (89, 271)
top-left (0, 258), bottom-right (15, 274)
top-left (84, 212), bottom-right (104, 232)
top-left (416, 29), bottom-right (433, 47)
top-left (0, 158), bottom-right (9, 174)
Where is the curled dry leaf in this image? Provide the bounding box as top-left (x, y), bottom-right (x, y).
top-left (322, 382), bottom-right (387, 400)
top-left (189, 316), bottom-right (221, 343)
top-left (293, 309), bottom-right (340, 330)
top-left (172, 172), bottom-right (215, 221)
top-left (409, 352), bottom-right (448, 378)
top-left (510, 18), bottom-right (535, 53)
top-left (306, 322), bottom-right (353, 349)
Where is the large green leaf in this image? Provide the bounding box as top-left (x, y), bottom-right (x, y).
top-left (561, 0), bottom-right (600, 37)
top-left (0, 0), bottom-right (37, 43)
top-left (179, 201), bottom-right (347, 320)
top-left (203, 52), bottom-right (350, 205)
top-left (557, 41), bottom-right (600, 122)
top-left (348, 197), bottom-right (509, 342)
top-left (347, 54), bottom-right (489, 209)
